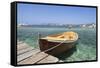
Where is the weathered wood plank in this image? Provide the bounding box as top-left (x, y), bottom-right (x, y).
top-left (17, 42), bottom-right (60, 65)
top-left (18, 52), bottom-right (49, 65)
top-left (17, 43), bottom-right (31, 51)
top-left (17, 49), bottom-right (40, 62)
top-left (37, 55), bottom-right (59, 64)
top-left (17, 47), bottom-right (33, 55)
top-left (17, 41), bottom-right (23, 45)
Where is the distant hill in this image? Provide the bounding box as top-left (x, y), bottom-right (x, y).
top-left (18, 23), bottom-right (96, 28)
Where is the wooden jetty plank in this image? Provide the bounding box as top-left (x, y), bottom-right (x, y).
top-left (17, 47), bottom-right (34, 55)
top-left (18, 52), bottom-right (49, 65)
top-left (17, 49), bottom-right (40, 62)
top-left (17, 41), bottom-right (23, 45)
top-left (17, 43), bottom-right (31, 51)
top-left (17, 41), bottom-right (60, 65)
top-left (37, 55), bottom-right (59, 64)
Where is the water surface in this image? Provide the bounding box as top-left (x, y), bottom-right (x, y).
top-left (17, 27), bottom-right (96, 62)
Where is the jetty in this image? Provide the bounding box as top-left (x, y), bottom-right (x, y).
top-left (17, 41), bottom-right (63, 65)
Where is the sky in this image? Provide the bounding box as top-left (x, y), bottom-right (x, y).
top-left (17, 3), bottom-right (96, 25)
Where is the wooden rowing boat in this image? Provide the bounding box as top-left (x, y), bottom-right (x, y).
top-left (39, 31), bottom-right (78, 56)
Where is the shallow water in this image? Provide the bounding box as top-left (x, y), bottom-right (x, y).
top-left (17, 27), bottom-right (96, 62)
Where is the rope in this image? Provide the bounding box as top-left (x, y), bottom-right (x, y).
top-left (43, 40), bottom-right (67, 53)
top-left (37, 32), bottom-right (67, 54)
top-left (35, 39), bottom-right (68, 55)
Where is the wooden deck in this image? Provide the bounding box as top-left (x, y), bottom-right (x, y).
top-left (17, 41), bottom-right (62, 65)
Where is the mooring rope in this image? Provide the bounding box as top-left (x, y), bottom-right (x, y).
top-left (43, 40), bottom-right (67, 53)
top-left (36, 32), bottom-right (77, 54)
top-left (35, 39), bottom-right (68, 55)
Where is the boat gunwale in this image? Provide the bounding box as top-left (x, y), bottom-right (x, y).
top-left (40, 32), bottom-right (79, 43)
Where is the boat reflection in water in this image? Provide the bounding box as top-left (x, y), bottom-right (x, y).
top-left (39, 31), bottom-right (78, 56)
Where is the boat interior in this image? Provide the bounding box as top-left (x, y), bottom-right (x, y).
top-left (41, 32), bottom-right (78, 42)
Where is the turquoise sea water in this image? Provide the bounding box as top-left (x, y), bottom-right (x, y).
top-left (17, 27), bottom-right (96, 62)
